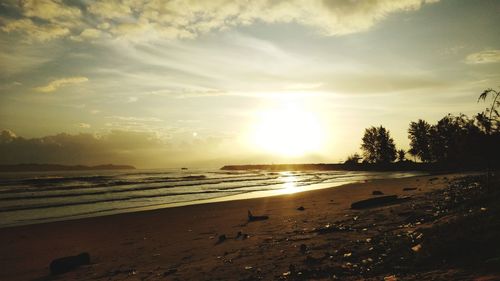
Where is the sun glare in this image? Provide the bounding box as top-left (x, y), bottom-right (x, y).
top-left (281, 172), bottom-right (298, 194)
top-left (251, 102), bottom-right (323, 157)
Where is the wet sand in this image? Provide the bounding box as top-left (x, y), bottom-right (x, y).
top-left (0, 173), bottom-right (494, 280)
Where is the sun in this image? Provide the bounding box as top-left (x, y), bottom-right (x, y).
top-left (250, 103), bottom-right (323, 157)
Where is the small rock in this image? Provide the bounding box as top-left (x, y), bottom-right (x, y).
top-left (217, 234), bottom-right (226, 243)
top-left (372, 190), bottom-right (384, 195)
top-left (297, 206), bottom-right (305, 211)
top-left (49, 252), bottom-right (90, 275)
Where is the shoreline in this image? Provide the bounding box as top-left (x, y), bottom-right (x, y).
top-left (0, 173), bottom-right (468, 281)
top-left (0, 171), bottom-right (427, 229)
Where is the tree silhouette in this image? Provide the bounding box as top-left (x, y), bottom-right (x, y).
top-left (477, 87), bottom-right (500, 187)
top-left (361, 126), bottom-right (396, 164)
top-left (408, 119), bottom-right (432, 162)
top-left (397, 149), bottom-right (406, 162)
top-left (344, 153), bottom-right (362, 165)
top-left (478, 87), bottom-right (500, 132)
top-left (429, 114), bottom-right (465, 163)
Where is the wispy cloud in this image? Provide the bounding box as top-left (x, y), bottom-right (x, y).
top-left (35, 76), bottom-right (88, 93)
top-left (106, 116), bottom-right (162, 122)
top-left (1, 0), bottom-right (439, 43)
top-left (78, 123), bottom-right (91, 128)
top-left (465, 50), bottom-right (500, 64)
top-left (127, 96), bottom-right (138, 103)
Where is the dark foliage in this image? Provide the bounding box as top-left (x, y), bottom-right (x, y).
top-left (406, 113), bottom-right (499, 168)
top-left (360, 126), bottom-right (397, 164)
top-left (408, 119), bottom-right (432, 162)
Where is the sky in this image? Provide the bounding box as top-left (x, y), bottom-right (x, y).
top-left (0, 0), bottom-right (499, 168)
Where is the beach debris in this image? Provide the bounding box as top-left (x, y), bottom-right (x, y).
top-left (297, 206), bottom-right (305, 211)
top-left (244, 266), bottom-right (253, 270)
top-left (248, 210), bottom-right (269, 222)
top-left (300, 244), bottom-right (308, 253)
top-left (49, 252), bottom-right (90, 275)
top-left (372, 190), bottom-right (384, 195)
top-left (217, 234), bottom-right (227, 244)
top-left (315, 223), bottom-right (351, 234)
top-left (236, 231), bottom-right (249, 240)
top-left (343, 252), bottom-right (352, 258)
top-left (411, 244), bottom-right (422, 252)
top-left (351, 195), bottom-right (401, 209)
top-left (384, 275), bottom-right (397, 281)
top-left (403, 187), bottom-right (417, 191)
top-left (163, 268), bottom-right (177, 276)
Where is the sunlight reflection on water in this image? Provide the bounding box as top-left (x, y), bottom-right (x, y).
top-left (280, 172), bottom-right (298, 194)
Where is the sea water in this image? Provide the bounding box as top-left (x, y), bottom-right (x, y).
top-left (0, 169), bottom-right (425, 227)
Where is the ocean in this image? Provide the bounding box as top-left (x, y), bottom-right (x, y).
top-left (0, 169), bottom-right (425, 228)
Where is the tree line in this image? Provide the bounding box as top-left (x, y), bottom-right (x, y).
top-left (346, 88), bottom-right (500, 170)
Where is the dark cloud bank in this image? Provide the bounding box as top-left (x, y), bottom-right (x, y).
top-left (0, 129), bottom-right (170, 167)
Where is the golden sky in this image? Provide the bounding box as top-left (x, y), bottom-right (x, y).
top-left (1, 0), bottom-right (499, 168)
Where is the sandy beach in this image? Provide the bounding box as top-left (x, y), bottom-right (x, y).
top-left (0, 173), bottom-right (498, 281)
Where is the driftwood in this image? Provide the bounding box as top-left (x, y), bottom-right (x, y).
top-left (50, 252), bottom-right (90, 275)
top-left (351, 195), bottom-right (400, 209)
top-left (248, 210), bottom-right (269, 222)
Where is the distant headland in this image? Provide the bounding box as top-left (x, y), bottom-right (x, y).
top-left (0, 163), bottom-right (136, 172)
top-left (220, 162), bottom-right (489, 172)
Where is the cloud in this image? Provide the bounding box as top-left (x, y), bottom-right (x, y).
top-left (0, 0), bottom-right (80, 42)
top-left (0, 129), bottom-right (163, 166)
top-left (107, 116), bottom-right (162, 122)
top-left (0, 129), bottom-right (230, 168)
top-left (34, 76), bottom-right (89, 93)
top-left (20, 0), bottom-right (81, 22)
top-left (1, 0), bottom-right (439, 42)
top-left (1, 18), bottom-right (70, 42)
top-left (127, 96), bottom-right (138, 103)
top-left (79, 123), bottom-right (91, 128)
top-left (465, 50), bottom-right (500, 64)
top-left (0, 129), bottom-right (17, 143)
top-left (285, 82), bottom-right (324, 90)
top-left (70, 28), bottom-right (105, 41)
top-left (322, 72), bottom-right (451, 94)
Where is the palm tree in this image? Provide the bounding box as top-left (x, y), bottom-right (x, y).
top-left (477, 87), bottom-right (500, 188)
top-left (477, 87), bottom-right (500, 132)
